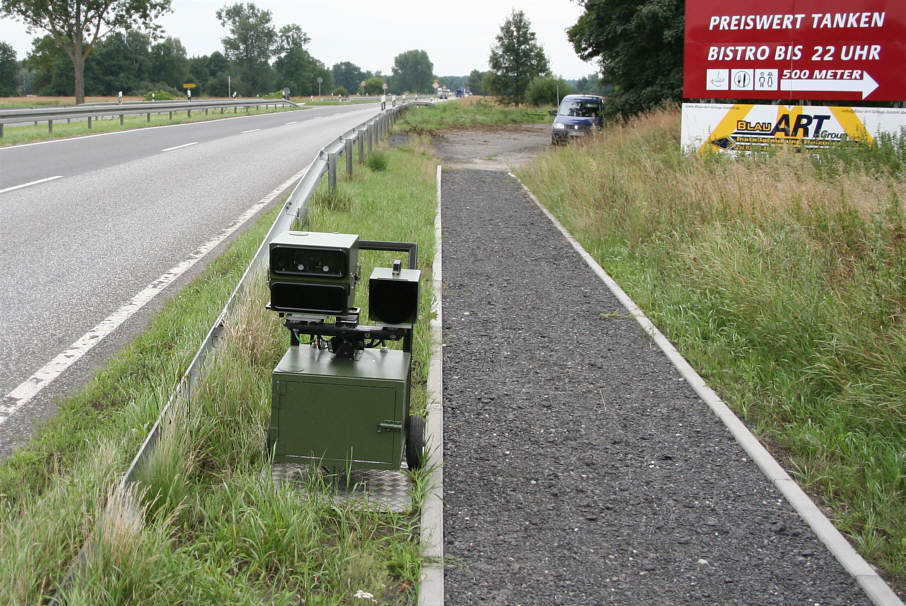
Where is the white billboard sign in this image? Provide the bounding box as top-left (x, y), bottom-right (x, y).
top-left (682, 102), bottom-right (906, 154)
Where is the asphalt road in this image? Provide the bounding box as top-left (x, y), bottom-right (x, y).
top-left (0, 103), bottom-right (380, 457)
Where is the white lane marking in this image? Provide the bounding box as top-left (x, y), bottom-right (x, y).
top-left (0, 165), bottom-right (311, 425)
top-left (0, 175), bottom-right (63, 195)
top-left (285, 121), bottom-right (297, 125)
top-left (241, 129), bottom-right (261, 134)
top-left (161, 141), bottom-right (198, 152)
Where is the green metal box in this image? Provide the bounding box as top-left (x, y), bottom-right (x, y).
top-left (268, 345), bottom-right (411, 469)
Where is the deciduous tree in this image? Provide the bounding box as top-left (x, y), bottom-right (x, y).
top-left (85, 30), bottom-right (151, 94)
top-left (391, 49), bottom-right (432, 94)
top-left (332, 61), bottom-right (367, 95)
top-left (0, 0), bottom-right (171, 103)
top-left (467, 69), bottom-right (488, 95)
top-left (150, 36), bottom-right (187, 89)
top-left (568, 0), bottom-right (683, 116)
top-left (526, 75), bottom-right (573, 107)
top-left (0, 41), bottom-right (16, 95)
top-left (274, 24), bottom-right (330, 96)
top-left (363, 76), bottom-right (384, 96)
top-left (216, 2), bottom-right (277, 94)
top-left (488, 10), bottom-right (549, 104)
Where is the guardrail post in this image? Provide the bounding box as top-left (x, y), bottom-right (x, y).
top-left (328, 152), bottom-right (337, 193)
top-left (188, 108), bottom-right (192, 118)
top-left (169, 111), bottom-right (173, 119)
top-left (205, 108), bottom-right (208, 116)
top-left (147, 112), bottom-right (151, 122)
top-left (87, 116), bottom-right (92, 129)
top-left (48, 120), bottom-right (53, 134)
top-left (0, 124), bottom-right (3, 138)
top-left (367, 123), bottom-right (374, 154)
top-left (345, 138), bottom-right (354, 176)
top-left (120, 114), bottom-right (124, 125)
top-left (357, 129), bottom-right (365, 164)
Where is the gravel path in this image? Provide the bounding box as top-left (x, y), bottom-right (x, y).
top-left (440, 168), bottom-right (870, 605)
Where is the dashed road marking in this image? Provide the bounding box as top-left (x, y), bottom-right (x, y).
top-left (0, 175), bottom-right (63, 195)
top-left (161, 141), bottom-right (198, 152)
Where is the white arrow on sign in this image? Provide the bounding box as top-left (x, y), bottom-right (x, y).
top-left (779, 71), bottom-right (879, 99)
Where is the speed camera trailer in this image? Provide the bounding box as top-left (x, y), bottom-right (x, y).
top-left (266, 231), bottom-right (424, 473)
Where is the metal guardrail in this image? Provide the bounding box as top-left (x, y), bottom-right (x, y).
top-left (0, 98), bottom-right (300, 136)
top-left (48, 101), bottom-right (417, 602)
top-left (121, 102), bottom-right (409, 485)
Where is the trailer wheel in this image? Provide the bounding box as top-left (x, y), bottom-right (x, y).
top-left (406, 415), bottom-right (425, 470)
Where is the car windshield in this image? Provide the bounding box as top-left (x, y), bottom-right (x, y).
top-left (558, 99), bottom-right (601, 117)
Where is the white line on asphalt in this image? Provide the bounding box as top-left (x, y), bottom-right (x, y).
top-left (0, 166), bottom-right (311, 427)
top-left (285, 121), bottom-right (297, 125)
top-left (161, 141), bottom-right (198, 152)
top-left (0, 175), bottom-right (63, 195)
top-left (241, 129), bottom-right (261, 133)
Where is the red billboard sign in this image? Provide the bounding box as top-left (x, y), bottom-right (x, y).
top-left (684, 0), bottom-right (906, 101)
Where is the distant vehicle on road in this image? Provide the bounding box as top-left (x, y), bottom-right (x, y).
top-left (550, 94), bottom-right (604, 145)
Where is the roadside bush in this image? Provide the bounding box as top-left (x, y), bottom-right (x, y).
top-left (527, 75), bottom-right (573, 107)
top-left (332, 86), bottom-right (349, 97)
top-left (143, 89), bottom-right (175, 101)
top-left (367, 151), bottom-right (388, 172)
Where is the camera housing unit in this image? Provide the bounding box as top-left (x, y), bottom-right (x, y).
top-left (268, 231), bottom-right (359, 315)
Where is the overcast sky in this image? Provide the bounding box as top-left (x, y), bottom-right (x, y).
top-left (0, 0), bottom-right (599, 79)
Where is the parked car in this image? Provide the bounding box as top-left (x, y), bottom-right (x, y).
top-left (551, 94), bottom-right (604, 145)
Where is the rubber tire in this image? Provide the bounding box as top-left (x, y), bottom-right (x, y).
top-left (405, 415), bottom-right (426, 470)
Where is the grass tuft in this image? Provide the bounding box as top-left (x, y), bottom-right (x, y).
top-left (367, 150), bottom-right (389, 172)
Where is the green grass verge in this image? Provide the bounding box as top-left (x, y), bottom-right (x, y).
top-left (0, 137), bottom-right (438, 603)
top-left (517, 107), bottom-right (906, 592)
top-left (0, 104), bottom-right (300, 147)
top-left (394, 98), bottom-right (551, 133)
top-left (0, 201), bottom-right (282, 603)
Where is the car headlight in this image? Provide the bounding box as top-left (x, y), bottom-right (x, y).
top-left (553, 123), bottom-right (566, 130)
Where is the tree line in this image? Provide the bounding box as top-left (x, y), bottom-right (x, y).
top-left (1, 0), bottom-right (684, 117)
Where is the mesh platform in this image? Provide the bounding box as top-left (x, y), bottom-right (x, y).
top-left (271, 462), bottom-right (414, 513)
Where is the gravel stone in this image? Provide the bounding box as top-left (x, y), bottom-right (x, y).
top-left (441, 168), bottom-right (870, 605)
